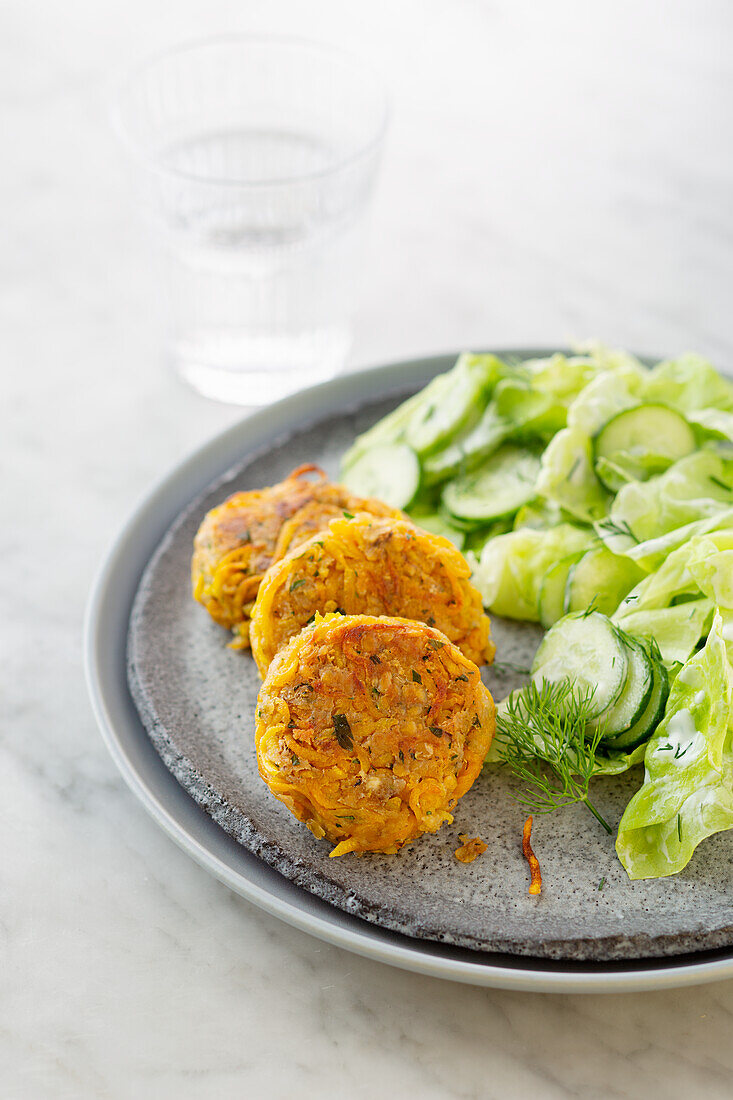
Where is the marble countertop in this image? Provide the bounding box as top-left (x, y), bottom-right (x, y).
top-left (5, 0), bottom-right (733, 1095)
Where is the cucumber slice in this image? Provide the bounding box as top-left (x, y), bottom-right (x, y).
top-left (531, 611), bottom-right (628, 722)
top-left (341, 389), bottom-right (426, 472)
top-left (442, 445), bottom-right (541, 523)
top-left (436, 505), bottom-right (488, 532)
top-left (422, 402), bottom-right (509, 486)
top-left (564, 546), bottom-right (645, 617)
top-left (594, 404), bottom-right (696, 480)
top-left (405, 354), bottom-right (499, 458)
top-left (409, 512), bottom-right (466, 550)
top-left (538, 553), bottom-right (585, 629)
top-left (513, 499), bottom-right (564, 531)
top-left (604, 657), bottom-right (669, 751)
top-left (461, 518), bottom-right (514, 553)
top-left (594, 455), bottom-right (635, 493)
top-left (341, 443), bottom-right (420, 509)
top-left (597, 636), bottom-right (654, 741)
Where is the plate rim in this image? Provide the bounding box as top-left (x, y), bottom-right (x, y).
top-left (85, 349), bottom-right (733, 993)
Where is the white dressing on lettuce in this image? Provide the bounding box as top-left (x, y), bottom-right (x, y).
top-left (652, 709), bottom-right (705, 767)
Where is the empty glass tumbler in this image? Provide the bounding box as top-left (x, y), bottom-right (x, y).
top-left (113, 36), bottom-right (389, 404)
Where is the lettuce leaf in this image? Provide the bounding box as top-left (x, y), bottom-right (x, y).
top-left (536, 426), bottom-right (609, 522)
top-left (512, 498), bottom-right (565, 531)
top-left (492, 378), bottom-right (567, 439)
top-left (566, 362), bottom-right (645, 438)
top-left (611, 531), bottom-right (732, 662)
top-left (616, 611), bottom-right (733, 879)
top-left (471, 523), bottom-right (593, 621)
top-left (688, 407), bottom-right (733, 443)
top-left (613, 601), bottom-right (714, 665)
top-left (593, 742), bottom-right (648, 776)
top-left (602, 450), bottom-right (733, 545)
top-left (596, 508), bottom-right (733, 571)
top-left (578, 343), bottom-right (647, 376)
top-left (614, 534), bottom-right (722, 614)
top-left (521, 353), bottom-right (601, 402)
top-left (689, 546), bottom-right (733, 608)
top-left (643, 353), bottom-right (733, 414)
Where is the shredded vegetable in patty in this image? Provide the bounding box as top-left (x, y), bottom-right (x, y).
top-left (454, 834), bottom-right (488, 863)
top-left (250, 513), bottom-right (495, 675)
top-left (191, 465), bottom-right (401, 648)
top-left (255, 614), bottom-right (496, 856)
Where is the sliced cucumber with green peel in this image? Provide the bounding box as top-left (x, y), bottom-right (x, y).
top-left (341, 443), bottom-right (420, 509)
top-left (442, 445), bottom-right (541, 523)
top-left (422, 402), bottom-right (509, 485)
top-left (596, 637), bottom-right (654, 741)
top-left (604, 657), bottom-right (669, 751)
top-left (341, 389), bottom-right (426, 472)
top-left (436, 505), bottom-right (488, 532)
top-left (594, 404), bottom-right (696, 482)
top-left (531, 611), bottom-right (629, 723)
top-left (409, 511), bottom-right (466, 549)
top-left (405, 354), bottom-right (500, 458)
top-left (564, 546), bottom-right (645, 617)
top-left (538, 553), bottom-right (585, 629)
top-left (513, 499), bottom-right (564, 531)
top-left (461, 518), bottom-right (514, 553)
top-left (594, 455), bottom-right (635, 493)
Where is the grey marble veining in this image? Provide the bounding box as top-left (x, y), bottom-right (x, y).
top-left (5, 0), bottom-right (733, 1096)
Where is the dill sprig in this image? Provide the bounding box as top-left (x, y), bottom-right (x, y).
top-left (496, 678), bottom-right (613, 834)
top-left (596, 517), bottom-right (639, 544)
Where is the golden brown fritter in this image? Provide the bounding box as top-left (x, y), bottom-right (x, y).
top-left (255, 614), bottom-right (496, 856)
top-left (191, 465), bottom-right (401, 649)
top-left (249, 514), bottom-right (495, 676)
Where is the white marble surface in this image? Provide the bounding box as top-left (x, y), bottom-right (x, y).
top-left (4, 0), bottom-right (733, 1096)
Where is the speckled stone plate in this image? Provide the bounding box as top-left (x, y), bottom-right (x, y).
top-left (87, 352), bottom-right (733, 990)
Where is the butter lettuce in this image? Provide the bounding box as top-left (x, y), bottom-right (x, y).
top-left (690, 546), bottom-right (733, 607)
top-left (566, 362), bottom-right (645, 438)
top-left (492, 379), bottom-right (567, 439)
top-left (611, 532), bottom-right (732, 663)
top-left (616, 612), bottom-right (733, 879)
top-left (536, 426), bottom-right (609, 522)
top-left (643, 354), bottom-right (733, 415)
top-left (471, 523), bottom-right (593, 621)
top-left (596, 508), bottom-right (733, 571)
top-left (521, 353), bottom-right (601, 402)
top-left (607, 451), bottom-right (733, 544)
top-left (613, 601), bottom-right (713, 665)
top-left (688, 407), bottom-right (733, 443)
top-left (614, 533), bottom-right (724, 614)
top-left (593, 741), bottom-right (648, 776)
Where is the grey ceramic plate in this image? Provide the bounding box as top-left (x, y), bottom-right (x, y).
top-left (86, 351), bottom-right (733, 992)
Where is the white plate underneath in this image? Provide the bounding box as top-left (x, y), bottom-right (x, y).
top-left (85, 351), bottom-right (733, 992)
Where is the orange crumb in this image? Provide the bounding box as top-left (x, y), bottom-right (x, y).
top-left (454, 833), bottom-right (488, 864)
top-left (522, 816), bottom-right (542, 895)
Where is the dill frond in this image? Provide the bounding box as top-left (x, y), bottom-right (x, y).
top-left (496, 678), bottom-right (613, 834)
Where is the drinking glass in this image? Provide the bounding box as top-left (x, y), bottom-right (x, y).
top-left (113, 36), bottom-right (389, 404)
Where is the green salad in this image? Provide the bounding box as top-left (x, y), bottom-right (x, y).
top-left (341, 344), bottom-right (733, 880)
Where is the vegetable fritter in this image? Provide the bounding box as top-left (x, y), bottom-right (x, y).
top-left (249, 514), bottom-right (495, 675)
top-left (255, 614), bottom-right (496, 855)
top-left (191, 465), bottom-right (401, 649)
